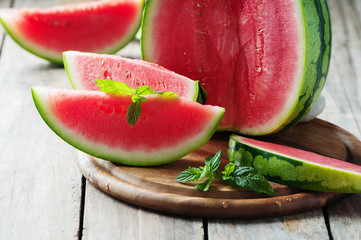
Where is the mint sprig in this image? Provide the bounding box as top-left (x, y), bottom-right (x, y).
top-left (176, 150), bottom-right (274, 196)
top-left (95, 80), bottom-right (178, 127)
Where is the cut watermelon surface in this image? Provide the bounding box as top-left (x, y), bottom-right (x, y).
top-left (141, 0), bottom-right (331, 135)
top-left (63, 51), bottom-right (206, 103)
top-left (31, 87), bottom-right (224, 166)
top-left (229, 135), bottom-right (361, 193)
top-left (0, 0), bottom-right (144, 64)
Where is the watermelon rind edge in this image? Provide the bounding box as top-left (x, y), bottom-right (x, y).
top-left (228, 134), bottom-right (361, 193)
top-left (31, 87), bottom-right (225, 166)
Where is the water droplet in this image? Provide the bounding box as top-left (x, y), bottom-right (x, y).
top-left (101, 60), bottom-right (105, 66)
top-left (275, 201), bottom-right (282, 207)
top-left (221, 201), bottom-right (229, 208)
top-left (125, 71), bottom-right (131, 78)
top-left (136, 80), bottom-right (140, 86)
top-left (286, 197), bottom-right (293, 202)
top-left (184, 51), bottom-right (188, 55)
top-left (197, 3), bottom-right (204, 7)
top-left (200, 31), bottom-right (209, 35)
top-left (105, 182), bottom-right (110, 191)
top-left (250, 92), bottom-right (256, 99)
top-left (257, 67), bottom-right (262, 73)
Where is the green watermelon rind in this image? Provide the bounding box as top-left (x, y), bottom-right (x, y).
top-left (31, 87), bottom-right (225, 166)
top-left (62, 51), bottom-right (204, 103)
top-left (140, 0), bottom-right (331, 136)
top-left (228, 135), bottom-right (361, 193)
top-left (279, 0), bottom-right (331, 132)
top-left (0, 0), bottom-right (144, 64)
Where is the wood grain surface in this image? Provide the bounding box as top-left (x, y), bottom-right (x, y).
top-left (1, 0), bottom-right (361, 239)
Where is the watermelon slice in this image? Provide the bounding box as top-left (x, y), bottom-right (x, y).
top-left (63, 51), bottom-right (207, 103)
top-left (141, 0), bottom-right (331, 135)
top-left (0, 0), bottom-right (144, 64)
top-left (228, 135), bottom-right (361, 193)
top-left (31, 87), bottom-right (224, 166)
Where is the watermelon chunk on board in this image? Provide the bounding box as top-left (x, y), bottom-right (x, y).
top-left (31, 87), bottom-right (224, 166)
top-left (63, 51), bottom-right (207, 103)
top-left (228, 135), bottom-right (361, 193)
top-left (0, 0), bottom-right (144, 64)
top-left (141, 0), bottom-right (331, 136)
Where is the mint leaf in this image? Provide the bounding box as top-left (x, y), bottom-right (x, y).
top-left (135, 85), bottom-right (154, 95)
top-left (127, 101), bottom-right (142, 127)
top-left (176, 150), bottom-right (274, 197)
top-left (95, 80), bottom-right (178, 127)
top-left (205, 150), bottom-right (222, 172)
top-left (175, 167), bottom-right (202, 182)
top-left (157, 91), bottom-right (178, 97)
top-left (229, 166), bottom-right (274, 197)
top-left (195, 178), bottom-right (212, 191)
top-left (95, 79), bottom-right (135, 95)
top-left (222, 163), bottom-right (235, 180)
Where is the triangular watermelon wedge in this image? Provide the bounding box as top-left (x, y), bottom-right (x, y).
top-left (63, 51), bottom-right (207, 103)
top-left (229, 135), bottom-right (361, 193)
top-left (32, 87), bottom-right (224, 166)
top-left (0, 0), bottom-right (144, 64)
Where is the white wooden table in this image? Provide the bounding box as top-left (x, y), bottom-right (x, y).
top-left (1, 0), bottom-right (361, 239)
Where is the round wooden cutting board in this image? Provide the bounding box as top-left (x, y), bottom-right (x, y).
top-left (77, 119), bottom-right (361, 218)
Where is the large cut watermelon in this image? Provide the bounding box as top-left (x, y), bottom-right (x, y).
top-left (141, 0), bottom-right (331, 135)
top-left (0, 0), bottom-right (144, 64)
top-left (63, 51), bottom-right (206, 103)
top-left (228, 135), bottom-right (361, 193)
top-left (31, 87), bottom-right (224, 166)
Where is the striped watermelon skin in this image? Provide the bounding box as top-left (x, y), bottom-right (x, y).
top-left (281, 0), bottom-right (331, 131)
top-left (141, 0), bottom-right (331, 136)
top-left (228, 135), bottom-right (361, 193)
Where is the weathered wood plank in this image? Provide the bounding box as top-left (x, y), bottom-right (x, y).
top-left (0, 0), bottom-right (84, 239)
top-left (83, 184), bottom-right (204, 240)
top-left (0, 37), bottom-right (82, 239)
top-left (319, 0), bottom-right (361, 239)
top-left (0, 0), bottom-right (12, 41)
top-left (208, 211), bottom-right (329, 240)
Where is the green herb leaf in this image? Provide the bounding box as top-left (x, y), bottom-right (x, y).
top-left (95, 79), bottom-right (135, 95)
top-left (222, 163), bottom-right (235, 180)
top-left (175, 167), bottom-right (202, 182)
top-left (95, 80), bottom-right (178, 127)
top-left (229, 166), bottom-right (274, 197)
top-left (135, 85), bottom-right (154, 95)
top-left (195, 178), bottom-right (212, 191)
top-left (176, 150), bottom-right (274, 197)
top-left (205, 150), bottom-right (222, 172)
top-left (127, 101), bottom-right (142, 127)
top-left (157, 91), bottom-right (178, 97)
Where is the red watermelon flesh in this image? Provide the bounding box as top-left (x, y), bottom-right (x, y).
top-left (0, 0), bottom-right (144, 64)
top-left (31, 87), bottom-right (224, 166)
top-left (142, 0), bottom-right (331, 135)
top-left (63, 51), bottom-right (203, 102)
